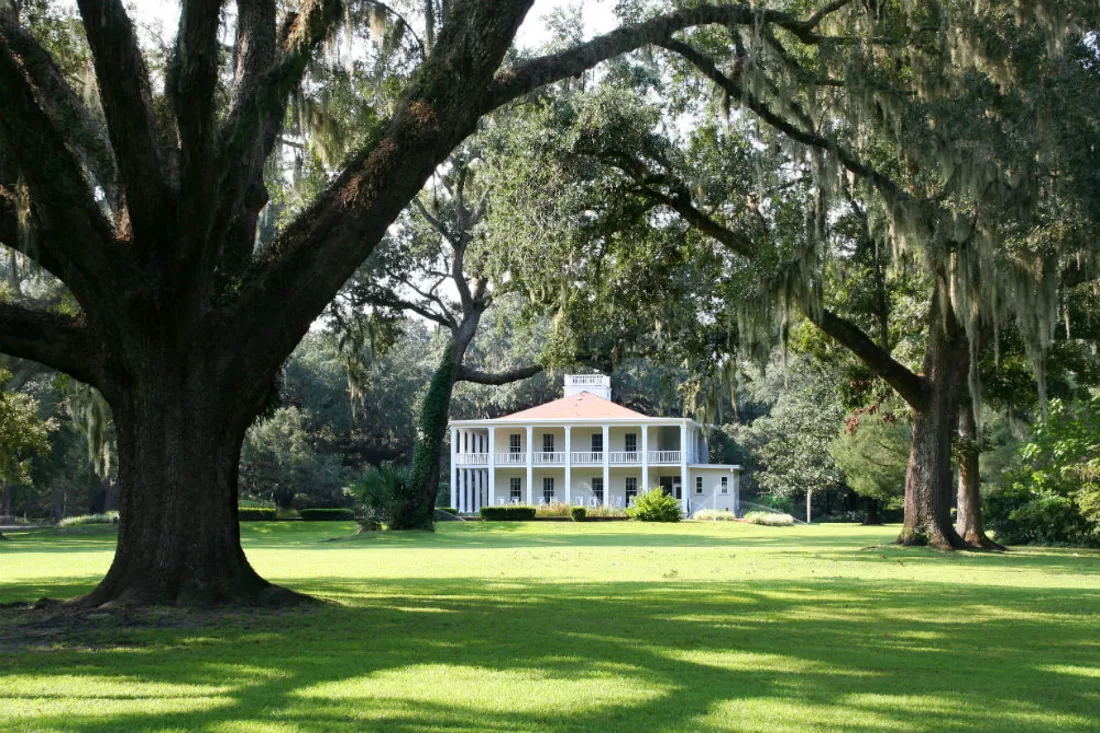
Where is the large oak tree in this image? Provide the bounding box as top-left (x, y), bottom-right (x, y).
top-left (0, 0), bottom-right (846, 605)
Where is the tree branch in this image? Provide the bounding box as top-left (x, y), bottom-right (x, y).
top-left (170, 0), bottom-right (225, 212)
top-left (0, 12), bottom-right (120, 207)
top-left (457, 363), bottom-right (543, 385)
top-left (75, 0), bottom-right (169, 245)
top-left (483, 2), bottom-right (849, 112)
top-left (0, 303), bottom-right (101, 388)
top-left (659, 38), bottom-right (905, 207)
top-left (0, 32), bottom-right (125, 299)
top-left (806, 307), bottom-right (927, 409)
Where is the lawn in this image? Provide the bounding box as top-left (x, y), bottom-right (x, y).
top-left (1, 521), bottom-right (1098, 733)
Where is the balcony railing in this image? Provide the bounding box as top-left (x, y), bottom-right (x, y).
top-left (648, 450), bottom-right (682, 464)
top-left (464, 450), bottom-right (684, 467)
top-left (566, 374), bottom-right (609, 387)
top-left (533, 452), bottom-right (565, 466)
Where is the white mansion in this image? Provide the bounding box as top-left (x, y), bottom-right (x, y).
top-left (448, 374), bottom-right (741, 515)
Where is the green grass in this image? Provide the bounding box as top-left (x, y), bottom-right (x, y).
top-left (1, 521), bottom-right (1099, 733)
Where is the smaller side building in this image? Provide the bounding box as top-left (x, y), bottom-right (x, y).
top-left (448, 374), bottom-right (740, 515)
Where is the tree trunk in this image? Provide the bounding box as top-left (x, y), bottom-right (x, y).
top-left (863, 498), bottom-right (882, 525)
top-left (956, 396), bottom-right (1004, 550)
top-left (896, 287), bottom-right (968, 550)
top-left (390, 338), bottom-right (467, 530)
top-left (0, 481), bottom-right (10, 517)
top-left (77, 360), bottom-right (306, 608)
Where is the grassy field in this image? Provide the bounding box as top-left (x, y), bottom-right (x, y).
top-left (1, 521), bottom-right (1098, 733)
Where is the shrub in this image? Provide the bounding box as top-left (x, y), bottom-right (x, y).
top-left (349, 464), bottom-right (415, 527)
top-left (299, 508), bottom-right (355, 521)
top-left (238, 498), bottom-right (276, 509)
top-left (626, 490), bottom-right (681, 522)
top-left (238, 507), bottom-right (277, 521)
top-left (436, 507), bottom-right (459, 516)
top-left (587, 504), bottom-right (627, 518)
top-left (570, 506), bottom-right (586, 522)
top-left (748, 494), bottom-right (795, 514)
top-left (693, 509), bottom-right (737, 521)
top-left (58, 511), bottom-right (119, 528)
top-left (743, 510), bottom-right (795, 526)
top-left (480, 506), bottom-right (536, 521)
top-left (535, 501), bottom-right (572, 517)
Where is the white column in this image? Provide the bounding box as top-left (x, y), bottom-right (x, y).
top-left (449, 427), bottom-right (457, 510)
top-left (457, 469), bottom-right (464, 514)
top-left (641, 424), bottom-right (649, 492)
top-left (564, 426), bottom-right (572, 505)
top-left (734, 470), bottom-right (741, 515)
top-left (488, 426), bottom-right (496, 506)
top-left (679, 422), bottom-right (689, 513)
top-left (525, 426), bottom-right (534, 505)
top-left (602, 424), bottom-right (610, 506)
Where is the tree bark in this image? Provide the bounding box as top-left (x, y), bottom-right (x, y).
top-left (77, 354), bottom-right (305, 608)
top-left (896, 286), bottom-right (968, 549)
top-left (956, 396), bottom-right (1004, 550)
top-left (392, 336), bottom-right (468, 530)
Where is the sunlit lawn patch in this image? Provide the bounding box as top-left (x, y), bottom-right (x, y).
top-left (1, 522), bottom-right (1098, 732)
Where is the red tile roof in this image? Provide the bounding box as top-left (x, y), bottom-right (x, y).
top-left (499, 391), bottom-right (648, 420)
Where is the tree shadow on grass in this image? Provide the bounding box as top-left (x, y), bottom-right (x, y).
top-left (1, 574), bottom-right (1098, 733)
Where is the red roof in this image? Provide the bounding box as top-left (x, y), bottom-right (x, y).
top-left (499, 391), bottom-right (648, 421)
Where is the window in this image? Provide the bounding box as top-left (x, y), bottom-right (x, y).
top-left (543, 477), bottom-right (555, 503)
top-left (625, 433), bottom-right (637, 453)
top-left (509, 434), bottom-right (521, 454)
top-left (696, 476), bottom-right (703, 494)
top-left (510, 477), bottom-right (522, 502)
top-left (591, 433), bottom-right (603, 453)
top-left (721, 476), bottom-right (729, 494)
top-left (543, 433), bottom-right (555, 453)
top-left (625, 477), bottom-right (638, 504)
top-left (592, 477), bottom-right (604, 503)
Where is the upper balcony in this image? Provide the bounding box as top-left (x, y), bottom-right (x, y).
top-left (456, 450), bottom-right (684, 467)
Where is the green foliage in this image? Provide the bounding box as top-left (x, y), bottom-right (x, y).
top-left (299, 508), bottom-right (355, 522)
top-left (436, 507), bottom-right (458, 516)
top-left (830, 404), bottom-right (910, 506)
top-left (740, 373), bottom-right (846, 503)
top-left (479, 506), bottom-right (537, 521)
top-left (626, 490), bottom-right (681, 523)
top-left (240, 406), bottom-right (348, 509)
top-left (238, 508), bottom-right (278, 522)
top-left (745, 493), bottom-right (794, 514)
top-left (987, 394), bottom-right (1100, 546)
top-left (0, 371), bottom-right (55, 488)
top-left (570, 506), bottom-right (586, 522)
top-left (350, 464), bottom-right (416, 529)
top-left (57, 511), bottom-right (118, 528)
top-left (743, 511), bottom-right (795, 527)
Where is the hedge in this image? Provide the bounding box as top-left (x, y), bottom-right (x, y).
top-left (299, 508), bottom-right (355, 521)
top-left (238, 507), bottom-right (277, 521)
top-left (570, 506), bottom-right (586, 522)
top-left (480, 506), bottom-right (537, 521)
top-left (436, 507), bottom-right (459, 515)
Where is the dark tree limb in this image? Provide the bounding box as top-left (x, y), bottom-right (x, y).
top-left (170, 0), bottom-right (225, 226)
top-left (75, 0), bottom-right (169, 245)
top-left (0, 33), bottom-right (126, 299)
top-left (0, 12), bottom-right (119, 206)
top-left (483, 1), bottom-right (849, 112)
top-left (457, 363), bottom-right (544, 385)
top-left (0, 303), bottom-right (101, 388)
top-left (807, 307), bottom-right (927, 409)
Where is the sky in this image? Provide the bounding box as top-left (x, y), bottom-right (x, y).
top-left (131, 0), bottom-right (621, 51)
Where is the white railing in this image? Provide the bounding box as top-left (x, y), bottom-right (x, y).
top-left (566, 374), bottom-right (609, 387)
top-left (533, 452), bottom-right (565, 465)
top-left (455, 453), bottom-right (489, 466)
top-left (648, 450), bottom-right (682, 464)
top-left (571, 451), bottom-right (603, 465)
top-left (609, 451), bottom-right (641, 465)
top-left (496, 452), bottom-right (526, 466)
